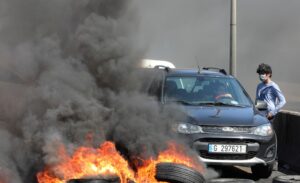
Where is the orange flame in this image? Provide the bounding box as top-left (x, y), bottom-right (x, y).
top-left (37, 142), bottom-right (135, 183)
top-left (37, 141), bottom-right (204, 183)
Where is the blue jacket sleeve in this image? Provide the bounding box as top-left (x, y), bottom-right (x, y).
top-left (271, 87), bottom-right (286, 115)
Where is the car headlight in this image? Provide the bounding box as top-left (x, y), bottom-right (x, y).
top-left (252, 123), bottom-right (273, 136)
top-left (174, 123), bottom-right (203, 134)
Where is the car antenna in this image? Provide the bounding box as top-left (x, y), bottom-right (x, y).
top-left (195, 56), bottom-right (201, 74)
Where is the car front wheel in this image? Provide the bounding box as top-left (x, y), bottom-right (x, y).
top-left (251, 163), bottom-right (273, 178)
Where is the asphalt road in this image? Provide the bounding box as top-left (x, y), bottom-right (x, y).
top-left (207, 165), bottom-right (297, 183)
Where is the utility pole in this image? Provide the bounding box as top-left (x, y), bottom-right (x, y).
top-left (230, 0), bottom-right (237, 76)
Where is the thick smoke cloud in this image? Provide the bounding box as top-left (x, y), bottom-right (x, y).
top-left (0, 0), bottom-right (193, 182)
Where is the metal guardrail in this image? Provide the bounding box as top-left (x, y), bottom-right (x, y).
top-left (273, 110), bottom-right (300, 173)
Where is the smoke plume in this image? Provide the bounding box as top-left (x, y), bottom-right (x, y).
top-left (0, 0), bottom-right (196, 182)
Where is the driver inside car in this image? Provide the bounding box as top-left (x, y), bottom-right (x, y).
top-left (214, 83), bottom-right (233, 101)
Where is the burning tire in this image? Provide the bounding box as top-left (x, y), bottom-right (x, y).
top-left (208, 178), bottom-right (255, 183)
top-left (67, 177), bottom-right (120, 183)
top-left (273, 175), bottom-right (300, 183)
top-left (155, 162), bottom-right (205, 183)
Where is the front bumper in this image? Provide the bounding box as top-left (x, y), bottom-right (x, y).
top-left (187, 133), bottom-right (277, 166)
top-left (199, 156), bottom-right (272, 166)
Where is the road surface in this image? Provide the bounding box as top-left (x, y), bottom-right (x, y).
top-left (208, 165), bottom-right (298, 183)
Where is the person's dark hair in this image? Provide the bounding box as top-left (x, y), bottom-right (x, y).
top-left (256, 63), bottom-right (272, 77)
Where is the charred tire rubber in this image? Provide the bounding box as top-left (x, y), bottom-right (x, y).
top-left (273, 175), bottom-right (300, 183)
top-left (67, 177), bottom-right (120, 183)
top-left (208, 178), bottom-right (255, 183)
top-left (251, 164), bottom-right (273, 178)
top-left (155, 162), bottom-right (205, 183)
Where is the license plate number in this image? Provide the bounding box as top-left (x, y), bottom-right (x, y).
top-left (208, 144), bottom-right (247, 154)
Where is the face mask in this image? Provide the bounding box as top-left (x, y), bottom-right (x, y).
top-left (259, 74), bottom-right (267, 81)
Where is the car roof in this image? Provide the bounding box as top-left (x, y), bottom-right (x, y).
top-left (165, 68), bottom-right (234, 78)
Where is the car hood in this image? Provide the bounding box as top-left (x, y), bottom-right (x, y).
top-left (181, 105), bottom-right (267, 127)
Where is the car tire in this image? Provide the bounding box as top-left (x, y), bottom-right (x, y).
top-left (67, 177), bottom-right (120, 183)
top-left (273, 175), bottom-right (300, 183)
top-left (208, 178), bottom-right (255, 183)
top-left (251, 164), bottom-right (273, 178)
top-left (155, 162), bottom-right (205, 183)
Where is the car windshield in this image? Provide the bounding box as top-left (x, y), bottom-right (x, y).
top-left (163, 76), bottom-right (252, 107)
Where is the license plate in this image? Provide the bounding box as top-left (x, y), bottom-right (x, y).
top-left (208, 144), bottom-right (247, 154)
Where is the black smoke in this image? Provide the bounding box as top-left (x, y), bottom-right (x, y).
top-left (0, 0), bottom-right (200, 182)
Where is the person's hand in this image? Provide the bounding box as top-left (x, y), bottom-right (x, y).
top-left (215, 93), bottom-right (232, 100)
top-left (267, 112), bottom-right (274, 120)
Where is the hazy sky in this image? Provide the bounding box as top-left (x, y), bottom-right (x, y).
top-left (135, 0), bottom-right (300, 110)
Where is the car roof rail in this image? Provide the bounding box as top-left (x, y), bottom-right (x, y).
top-left (154, 65), bottom-right (171, 72)
top-left (202, 67), bottom-right (227, 75)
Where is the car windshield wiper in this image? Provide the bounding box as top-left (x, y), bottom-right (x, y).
top-left (199, 102), bottom-right (247, 107)
top-left (167, 100), bottom-right (249, 107)
top-left (175, 100), bottom-right (196, 105)
top-left (167, 100), bottom-right (201, 106)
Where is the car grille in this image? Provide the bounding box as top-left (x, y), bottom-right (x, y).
top-left (198, 138), bottom-right (258, 160)
top-left (200, 150), bottom-right (257, 160)
top-left (201, 138), bottom-right (257, 144)
top-left (201, 126), bottom-right (253, 134)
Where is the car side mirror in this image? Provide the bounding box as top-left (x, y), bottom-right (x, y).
top-left (255, 100), bottom-right (267, 110)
